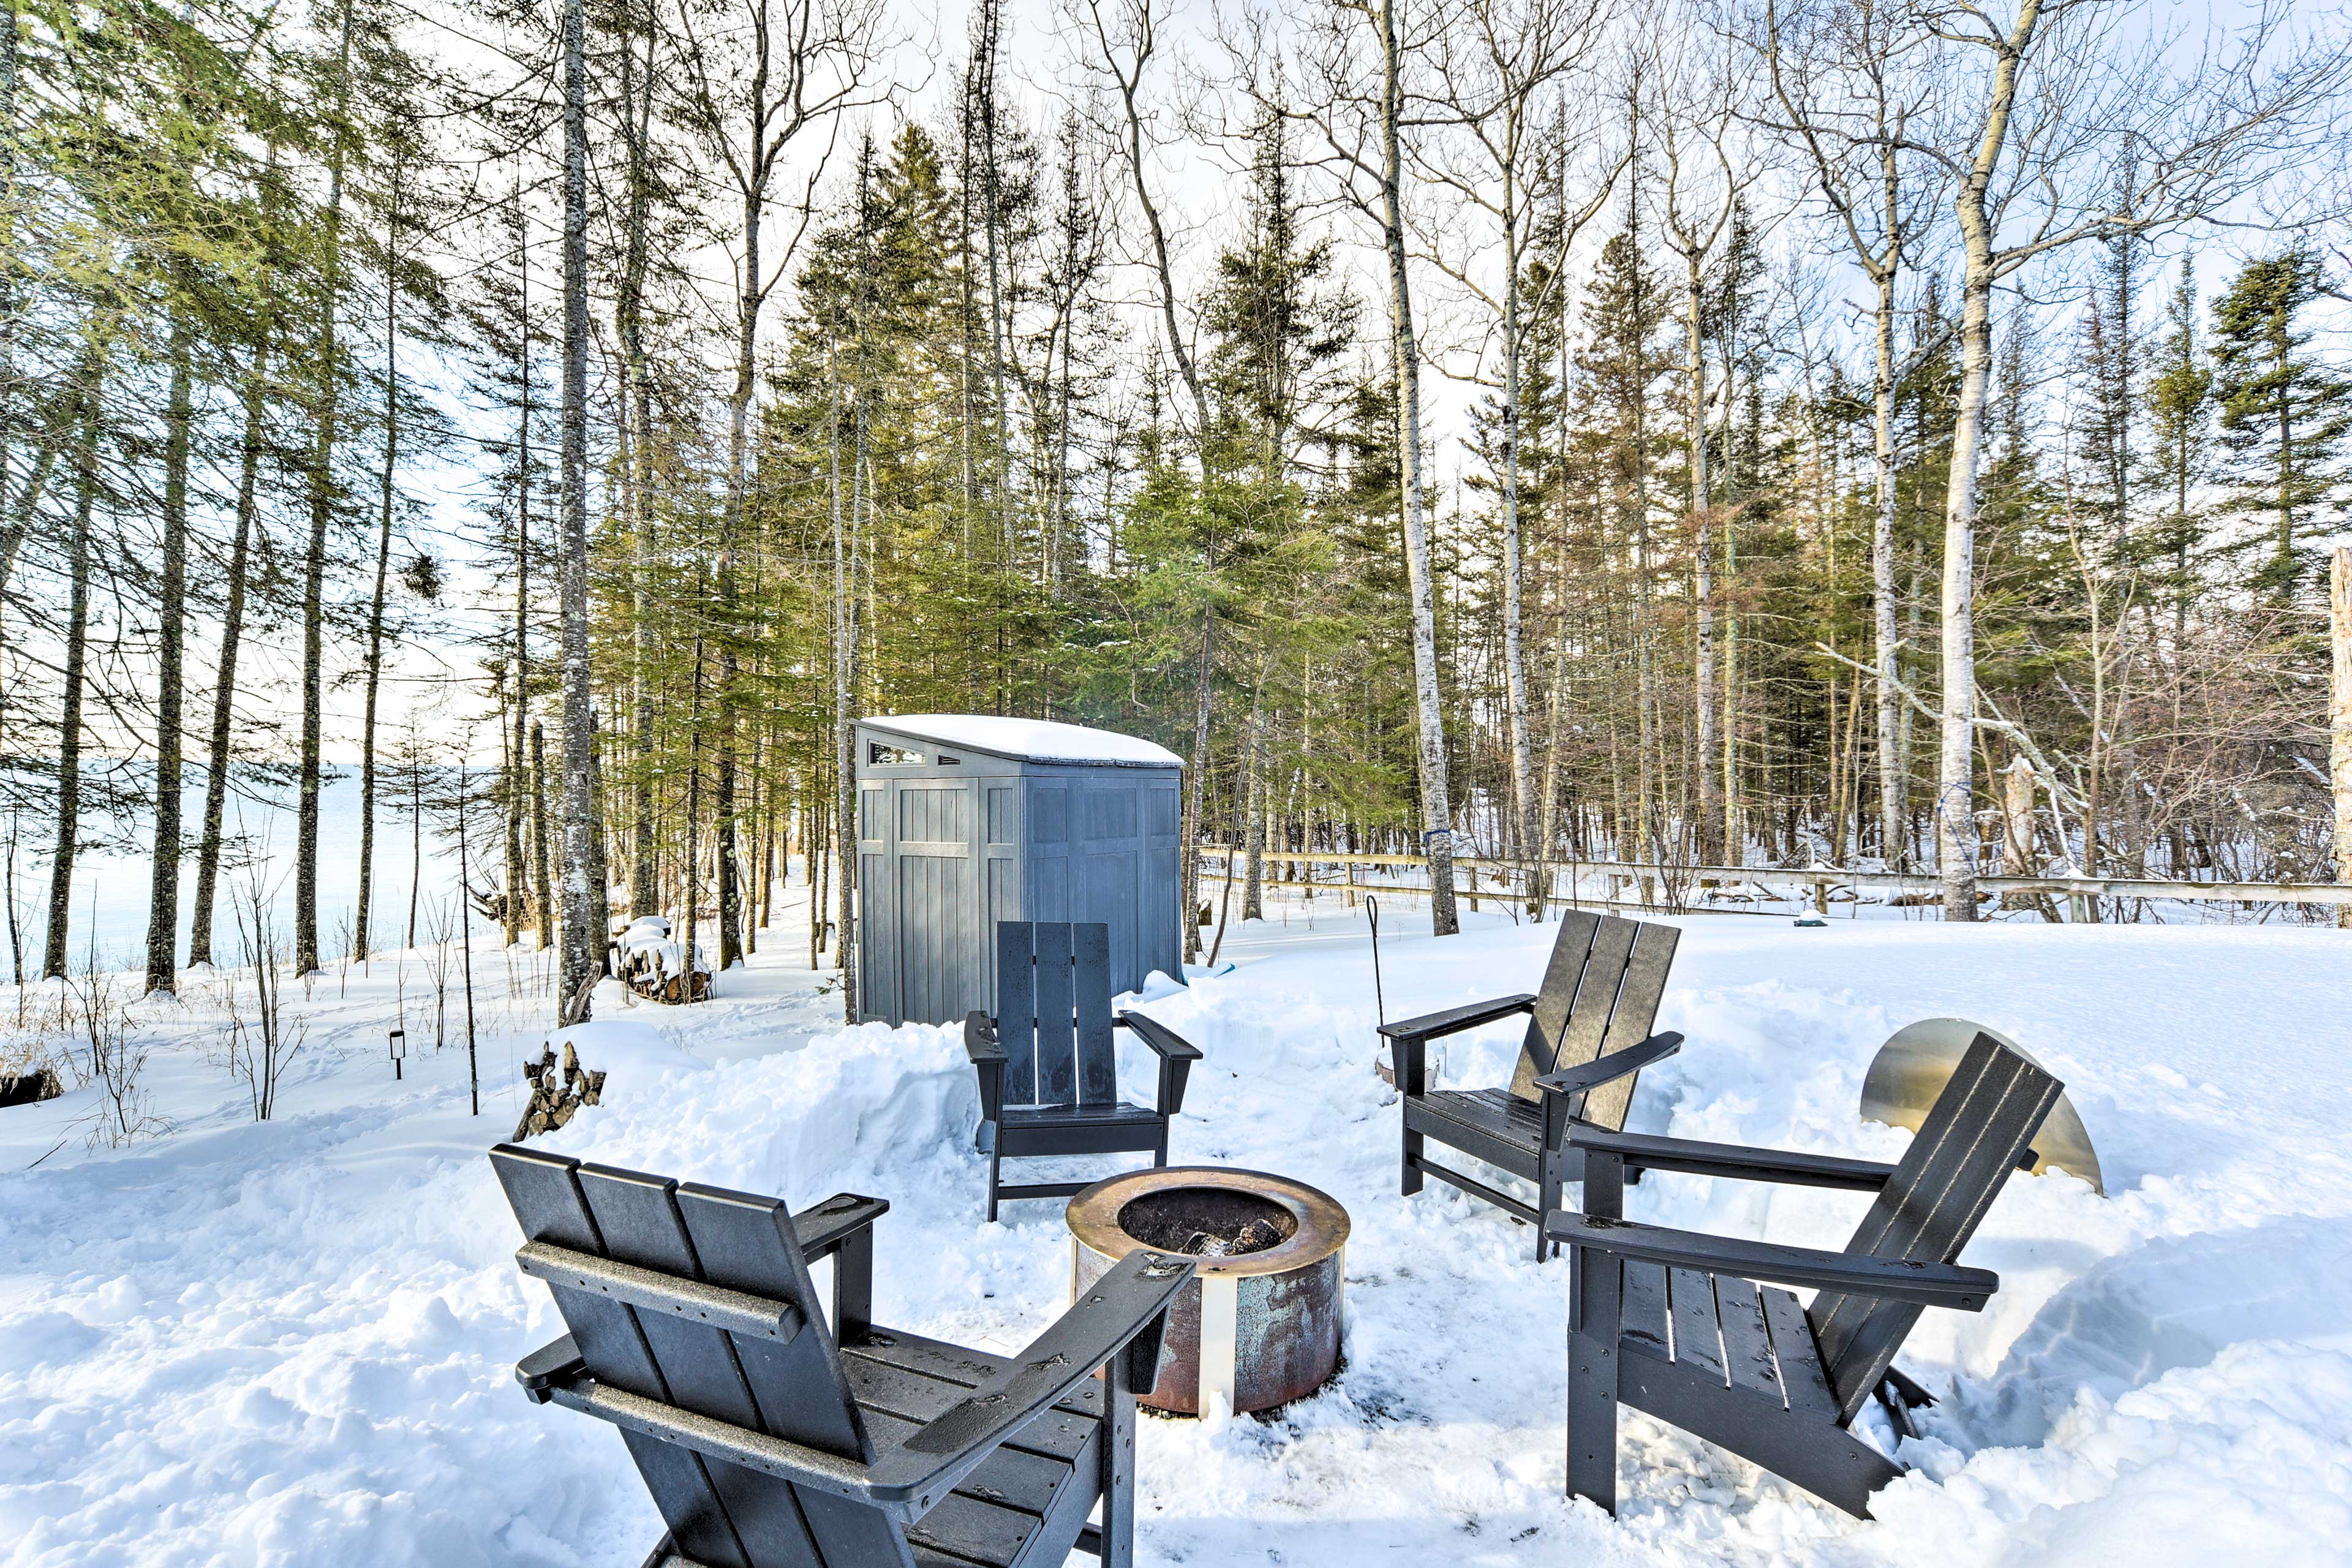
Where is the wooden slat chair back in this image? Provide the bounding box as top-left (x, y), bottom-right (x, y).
top-left (967, 922), bottom-right (1204, 1219)
top-left (1383, 910), bottom-right (1687, 1260)
top-left (1506, 910), bottom-right (1681, 1130)
top-left (1807, 1031), bottom-right (2061, 1421)
top-left (492, 1144), bottom-right (902, 1568)
top-left (1547, 1028), bottom-right (2060, 1518)
top-left (996, 921), bottom-right (1117, 1110)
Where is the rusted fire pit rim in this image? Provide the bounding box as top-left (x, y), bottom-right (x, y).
top-left (1066, 1165), bottom-right (1349, 1278)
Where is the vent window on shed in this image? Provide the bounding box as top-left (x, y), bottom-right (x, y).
top-left (869, 741), bottom-right (924, 766)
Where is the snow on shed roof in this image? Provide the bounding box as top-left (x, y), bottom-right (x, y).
top-left (865, 714), bottom-right (1184, 769)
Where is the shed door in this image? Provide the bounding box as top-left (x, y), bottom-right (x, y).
top-left (894, 780), bottom-right (975, 1025)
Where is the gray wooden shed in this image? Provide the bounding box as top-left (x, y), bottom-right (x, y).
top-left (854, 715), bottom-right (1185, 1027)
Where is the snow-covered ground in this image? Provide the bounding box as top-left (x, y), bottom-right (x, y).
top-left (5, 884), bottom-right (2351, 1566)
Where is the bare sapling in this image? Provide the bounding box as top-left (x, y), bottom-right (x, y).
top-left (68, 968), bottom-right (163, 1147)
top-left (225, 884), bottom-right (308, 1120)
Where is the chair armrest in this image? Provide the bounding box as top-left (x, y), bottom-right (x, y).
top-left (1532, 1032), bottom-right (1683, 1102)
top-left (1545, 1212), bottom-right (1997, 1310)
top-left (516, 1332), bottom-right (585, 1404)
top-left (1121, 1011), bottom-right (1202, 1115)
top-left (791, 1192), bottom-right (888, 1262)
top-left (966, 1013), bottom-right (1006, 1125)
top-left (870, 1250), bottom-right (1196, 1509)
top-left (793, 1192), bottom-right (886, 1344)
top-left (964, 1011), bottom-right (1006, 1065)
top-left (1567, 1124), bottom-right (1898, 1191)
top-left (1119, 1010), bottom-right (1202, 1061)
top-left (1377, 993), bottom-right (1536, 1043)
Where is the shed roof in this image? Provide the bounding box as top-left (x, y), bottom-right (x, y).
top-left (864, 714), bottom-right (1184, 769)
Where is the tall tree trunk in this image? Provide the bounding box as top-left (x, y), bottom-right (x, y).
top-left (829, 339), bottom-right (860, 1019)
top-left (1242, 667), bottom-right (1267, 922)
top-left (358, 195), bottom-right (400, 967)
top-left (715, 55), bottom-right (769, 979)
top-left (43, 350), bottom-right (100, 980)
top-left (190, 336), bottom-right (266, 967)
top-left (145, 312), bottom-right (193, 993)
top-left (1871, 271), bottom-right (1904, 865)
top-left (1374, 0), bottom-right (1458, 936)
top-left (1181, 614), bottom-right (1213, 961)
top-left (620, 0), bottom-right (657, 920)
top-left (506, 192), bottom-right (532, 948)
top-left (0, 0), bottom-right (22, 604)
top-left (1936, 0), bottom-right (2041, 921)
top-left (296, 0), bottom-right (357, 976)
top-left (1686, 252), bottom-right (1719, 864)
top-left (532, 718), bottom-right (554, 948)
top-left (2331, 546), bottom-right (2351, 929)
top-left (1499, 198), bottom-right (1540, 918)
top-left (556, 0), bottom-right (603, 1019)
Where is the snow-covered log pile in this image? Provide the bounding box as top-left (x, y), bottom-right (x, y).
top-left (611, 914), bottom-right (712, 1003)
top-left (511, 1041), bottom-right (606, 1141)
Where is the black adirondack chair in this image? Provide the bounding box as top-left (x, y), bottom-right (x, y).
top-left (1378, 910), bottom-right (1685, 1259)
top-left (965, 921), bottom-right (1204, 1222)
top-left (492, 1144), bottom-right (1196, 1568)
top-left (1546, 1030), bottom-right (2060, 1519)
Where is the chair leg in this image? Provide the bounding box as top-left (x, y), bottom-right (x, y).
top-left (1097, 1335), bottom-right (1138, 1567)
top-left (1154, 1123), bottom-right (1169, 1169)
top-left (1401, 1123), bottom-right (1425, 1196)
top-left (1566, 1245), bottom-right (1621, 1515)
top-left (986, 1142), bottom-right (1002, 1224)
top-left (1537, 1159), bottom-right (1562, 1263)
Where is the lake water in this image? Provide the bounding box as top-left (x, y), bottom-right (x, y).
top-left (6, 763), bottom-right (473, 978)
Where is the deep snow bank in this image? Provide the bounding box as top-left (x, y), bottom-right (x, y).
top-left (5, 911), bottom-right (2351, 1567)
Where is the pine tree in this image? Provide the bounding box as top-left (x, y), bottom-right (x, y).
top-left (2144, 260), bottom-right (2214, 636)
top-left (2211, 248), bottom-right (2350, 603)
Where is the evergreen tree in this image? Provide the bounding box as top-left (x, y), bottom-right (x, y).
top-left (2144, 259), bottom-right (2214, 634)
top-left (2211, 248), bottom-right (2350, 602)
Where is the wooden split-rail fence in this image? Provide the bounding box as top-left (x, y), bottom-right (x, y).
top-left (1197, 846), bottom-right (2352, 916)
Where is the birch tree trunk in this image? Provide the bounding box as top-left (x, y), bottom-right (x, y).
top-left (1685, 251), bottom-right (1717, 862)
top-left (1934, 0), bottom-right (2043, 922)
top-left (1871, 271), bottom-right (1903, 864)
top-left (531, 718), bottom-right (554, 949)
top-left (556, 0), bottom-right (603, 1019)
top-left (829, 337), bottom-right (861, 1019)
top-left (507, 207), bottom-right (530, 950)
top-left (1374, 0), bottom-right (1458, 936)
top-left (1242, 668), bottom-right (1267, 922)
top-left (144, 312), bottom-right (192, 993)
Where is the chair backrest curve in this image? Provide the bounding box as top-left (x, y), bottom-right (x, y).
top-left (493, 1144), bottom-right (908, 1567)
top-left (1806, 1031), bottom-right (2060, 1423)
top-left (1507, 911), bottom-right (1679, 1132)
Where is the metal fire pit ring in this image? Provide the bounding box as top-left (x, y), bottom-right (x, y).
top-left (1068, 1166), bottom-right (1349, 1416)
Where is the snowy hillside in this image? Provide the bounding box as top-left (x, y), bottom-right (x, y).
top-left (4, 893), bottom-right (2351, 1566)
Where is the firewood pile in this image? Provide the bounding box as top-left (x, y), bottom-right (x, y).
top-left (611, 914), bottom-right (714, 1004)
top-left (513, 1042), bottom-right (606, 1141)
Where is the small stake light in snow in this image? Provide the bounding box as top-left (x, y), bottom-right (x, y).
top-left (389, 1028), bottom-right (407, 1081)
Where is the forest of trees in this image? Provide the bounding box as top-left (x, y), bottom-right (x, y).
top-left (1, 0), bottom-right (2349, 1019)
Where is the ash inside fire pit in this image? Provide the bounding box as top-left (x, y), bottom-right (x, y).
top-left (1117, 1187), bottom-right (1299, 1257)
